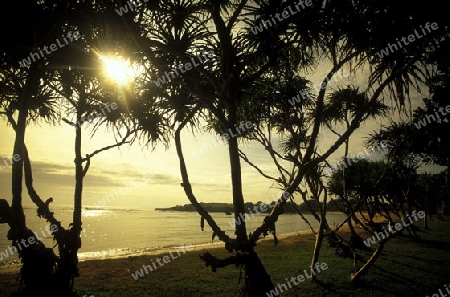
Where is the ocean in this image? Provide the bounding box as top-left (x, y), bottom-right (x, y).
top-left (0, 207), bottom-right (347, 268)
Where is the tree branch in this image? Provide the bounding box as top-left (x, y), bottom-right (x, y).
top-left (22, 144), bottom-right (65, 235)
top-left (303, 50), bottom-right (361, 163)
top-left (227, 0), bottom-right (249, 32)
top-left (175, 106), bottom-right (235, 251)
top-left (238, 149), bottom-right (280, 183)
top-left (199, 252), bottom-right (243, 272)
top-left (81, 128), bottom-right (137, 162)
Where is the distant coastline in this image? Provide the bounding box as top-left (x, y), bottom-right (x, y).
top-left (155, 203), bottom-right (235, 213)
top-left (155, 200), bottom-right (347, 213)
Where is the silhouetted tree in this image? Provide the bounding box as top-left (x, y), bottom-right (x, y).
top-left (118, 0), bottom-right (449, 295)
top-left (327, 159), bottom-right (424, 283)
top-left (0, 1), bottom-right (141, 295)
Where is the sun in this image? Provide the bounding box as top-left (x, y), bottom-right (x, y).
top-left (100, 55), bottom-right (135, 85)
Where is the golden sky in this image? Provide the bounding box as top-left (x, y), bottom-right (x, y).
top-left (0, 62), bottom-right (435, 211)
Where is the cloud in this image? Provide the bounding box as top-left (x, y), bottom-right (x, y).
top-left (150, 173), bottom-right (179, 185)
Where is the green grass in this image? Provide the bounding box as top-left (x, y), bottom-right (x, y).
top-left (1, 221), bottom-right (449, 296)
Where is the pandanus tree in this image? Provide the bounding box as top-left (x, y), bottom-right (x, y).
top-left (367, 122), bottom-right (425, 228)
top-left (0, 1), bottom-right (143, 295)
top-left (414, 172), bottom-right (448, 226)
top-left (116, 0), bottom-right (448, 295)
top-left (367, 33), bottom-right (450, 224)
top-left (225, 0), bottom-right (444, 287)
top-left (0, 2), bottom-right (79, 295)
top-left (125, 2), bottom-right (279, 294)
top-left (367, 119), bottom-right (447, 229)
top-left (327, 159), bottom-right (422, 283)
top-left (321, 86), bottom-right (389, 244)
top-left (367, 37), bottom-right (450, 226)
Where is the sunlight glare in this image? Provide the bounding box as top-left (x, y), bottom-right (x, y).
top-left (100, 55), bottom-right (135, 85)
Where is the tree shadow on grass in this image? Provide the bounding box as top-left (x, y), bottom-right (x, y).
top-left (371, 265), bottom-right (436, 292)
top-left (414, 238), bottom-right (450, 252)
top-left (385, 249), bottom-right (449, 266)
top-left (381, 255), bottom-right (445, 278)
top-left (314, 279), bottom-right (347, 297)
top-left (351, 278), bottom-right (410, 297)
top-left (316, 275), bottom-right (410, 297)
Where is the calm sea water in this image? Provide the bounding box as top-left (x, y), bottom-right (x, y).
top-left (0, 207), bottom-right (347, 268)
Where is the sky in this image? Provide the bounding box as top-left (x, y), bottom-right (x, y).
top-left (0, 61), bottom-right (437, 211)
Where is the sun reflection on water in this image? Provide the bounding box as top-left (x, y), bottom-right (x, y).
top-left (82, 208), bottom-right (112, 218)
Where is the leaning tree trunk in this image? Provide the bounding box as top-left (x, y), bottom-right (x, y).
top-left (347, 216), bottom-right (357, 235)
top-left (53, 93), bottom-right (86, 295)
top-left (228, 137), bottom-right (275, 289)
top-left (342, 140), bottom-right (358, 237)
top-left (174, 108), bottom-right (275, 295)
top-left (21, 145), bottom-right (68, 296)
top-left (8, 65), bottom-right (82, 296)
top-left (311, 188), bottom-right (328, 281)
top-left (227, 97), bottom-right (275, 294)
top-left (228, 117), bottom-right (248, 246)
top-left (19, 91), bottom-right (85, 296)
top-left (10, 67), bottom-right (34, 233)
top-left (351, 240), bottom-right (386, 283)
top-left (228, 151), bottom-right (275, 295)
top-left (8, 66), bottom-right (58, 296)
top-left (424, 190), bottom-right (429, 229)
top-left (241, 251), bottom-right (275, 296)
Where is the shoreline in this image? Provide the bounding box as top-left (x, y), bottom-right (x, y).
top-left (0, 211), bottom-right (377, 275)
top-left (0, 219), bottom-right (446, 297)
top-left (0, 211), bottom-right (372, 276)
top-left (0, 230), bottom-right (314, 275)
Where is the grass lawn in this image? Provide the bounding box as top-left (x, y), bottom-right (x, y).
top-left (1, 221), bottom-right (449, 296)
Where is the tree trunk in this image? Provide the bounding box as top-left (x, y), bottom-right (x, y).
top-left (0, 67), bottom-right (74, 297)
top-left (311, 189), bottom-right (328, 281)
top-left (8, 66), bottom-right (59, 295)
top-left (199, 250), bottom-right (274, 296)
top-left (242, 251), bottom-right (275, 296)
top-left (347, 217), bottom-right (356, 235)
top-left (175, 122), bottom-right (232, 247)
top-left (424, 194), bottom-right (429, 229)
top-left (53, 93), bottom-right (85, 294)
top-left (227, 100), bottom-right (248, 246)
top-left (227, 100), bottom-right (275, 295)
top-left (10, 71), bottom-right (32, 233)
top-left (351, 240), bottom-right (386, 283)
top-left (174, 109), bottom-right (275, 295)
top-left (229, 131), bottom-right (248, 245)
